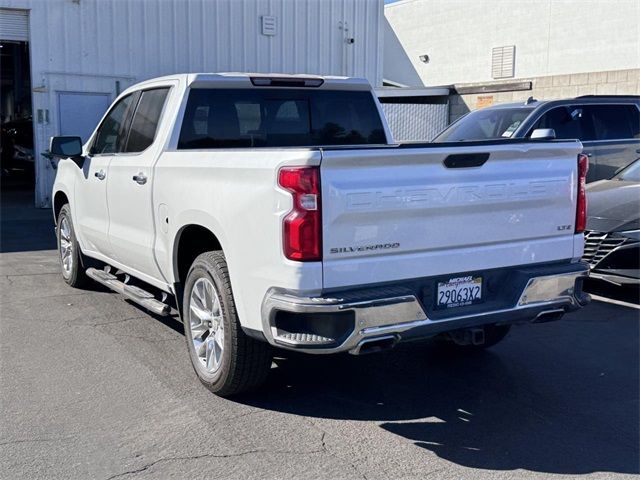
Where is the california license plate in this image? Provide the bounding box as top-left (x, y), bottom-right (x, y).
top-left (436, 276), bottom-right (483, 309)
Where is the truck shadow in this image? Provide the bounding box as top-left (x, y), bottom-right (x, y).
top-left (238, 316), bottom-right (639, 475)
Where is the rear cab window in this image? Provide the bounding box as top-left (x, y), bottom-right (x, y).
top-left (177, 88), bottom-right (386, 148)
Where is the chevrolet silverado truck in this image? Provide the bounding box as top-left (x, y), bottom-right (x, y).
top-left (50, 73), bottom-right (590, 396)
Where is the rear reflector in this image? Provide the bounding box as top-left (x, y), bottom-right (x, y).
top-left (278, 167), bottom-right (322, 261)
top-left (575, 153), bottom-right (589, 233)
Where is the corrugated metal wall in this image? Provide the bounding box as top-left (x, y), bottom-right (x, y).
top-left (381, 103), bottom-right (449, 142)
top-left (0, 0), bottom-right (383, 207)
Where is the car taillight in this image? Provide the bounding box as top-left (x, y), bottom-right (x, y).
top-left (575, 153), bottom-right (589, 233)
top-left (278, 166), bottom-right (322, 261)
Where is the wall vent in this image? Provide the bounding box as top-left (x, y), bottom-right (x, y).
top-left (491, 45), bottom-right (515, 79)
top-left (261, 15), bottom-right (277, 36)
top-left (0, 8), bottom-right (29, 42)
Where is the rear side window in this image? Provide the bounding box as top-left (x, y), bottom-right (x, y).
top-left (178, 88), bottom-right (386, 148)
top-left (586, 104), bottom-right (640, 140)
top-left (531, 105), bottom-right (595, 141)
top-left (124, 88), bottom-right (170, 152)
top-left (92, 93), bottom-right (137, 154)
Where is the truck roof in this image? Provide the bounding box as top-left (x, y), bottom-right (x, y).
top-left (130, 72), bottom-right (373, 91)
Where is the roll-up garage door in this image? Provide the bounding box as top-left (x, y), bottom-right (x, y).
top-left (0, 8), bottom-right (29, 41)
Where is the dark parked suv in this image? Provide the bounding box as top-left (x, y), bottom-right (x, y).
top-left (434, 96), bottom-right (640, 182)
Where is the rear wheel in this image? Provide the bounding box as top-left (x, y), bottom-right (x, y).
top-left (183, 251), bottom-right (272, 396)
top-left (56, 204), bottom-right (89, 288)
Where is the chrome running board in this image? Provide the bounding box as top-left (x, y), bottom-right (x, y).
top-left (86, 267), bottom-right (170, 316)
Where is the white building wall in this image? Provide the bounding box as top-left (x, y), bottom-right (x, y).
top-left (0, 0), bottom-right (383, 207)
top-left (384, 0), bottom-right (640, 87)
top-left (382, 15), bottom-right (421, 86)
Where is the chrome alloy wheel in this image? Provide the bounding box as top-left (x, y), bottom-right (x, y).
top-left (59, 217), bottom-right (73, 277)
top-left (189, 277), bottom-right (225, 374)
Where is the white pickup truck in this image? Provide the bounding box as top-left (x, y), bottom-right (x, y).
top-left (50, 73), bottom-right (590, 396)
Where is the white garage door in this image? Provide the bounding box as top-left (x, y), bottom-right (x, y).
top-left (58, 92), bottom-right (112, 142)
top-left (0, 8), bottom-right (29, 41)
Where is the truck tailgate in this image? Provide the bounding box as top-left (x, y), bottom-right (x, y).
top-left (320, 141), bottom-right (583, 289)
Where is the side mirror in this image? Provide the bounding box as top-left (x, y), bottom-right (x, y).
top-left (50, 136), bottom-right (83, 158)
top-left (49, 136), bottom-right (84, 167)
top-left (530, 128), bottom-right (556, 140)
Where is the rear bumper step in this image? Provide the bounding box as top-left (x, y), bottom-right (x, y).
top-left (86, 268), bottom-right (170, 316)
top-left (261, 263), bottom-right (590, 355)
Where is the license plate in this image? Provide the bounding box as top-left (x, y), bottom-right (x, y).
top-left (436, 276), bottom-right (483, 309)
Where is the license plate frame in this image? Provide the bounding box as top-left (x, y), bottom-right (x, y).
top-left (435, 276), bottom-right (483, 310)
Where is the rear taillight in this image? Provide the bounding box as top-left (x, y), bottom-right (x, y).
top-left (278, 166), bottom-right (322, 261)
top-left (575, 153), bottom-right (589, 233)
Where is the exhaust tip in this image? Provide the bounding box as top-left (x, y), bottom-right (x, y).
top-left (349, 335), bottom-right (398, 355)
top-left (533, 309), bottom-right (565, 323)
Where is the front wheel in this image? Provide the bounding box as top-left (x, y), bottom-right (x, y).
top-left (56, 204), bottom-right (89, 288)
top-left (183, 251), bottom-right (272, 396)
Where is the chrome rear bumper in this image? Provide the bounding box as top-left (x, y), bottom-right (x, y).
top-left (261, 264), bottom-right (589, 355)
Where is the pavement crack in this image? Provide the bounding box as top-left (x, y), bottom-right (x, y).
top-left (107, 334), bottom-right (177, 342)
top-left (208, 409), bottom-right (265, 429)
top-left (5, 272), bottom-right (60, 278)
top-left (64, 315), bottom-right (148, 329)
top-left (104, 452), bottom-right (258, 480)
top-left (104, 448), bottom-right (323, 480)
top-left (309, 421), bottom-right (369, 480)
top-left (0, 436), bottom-right (75, 447)
top-left (87, 316), bottom-right (147, 327)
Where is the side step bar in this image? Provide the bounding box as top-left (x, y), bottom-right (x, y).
top-left (86, 268), bottom-right (171, 316)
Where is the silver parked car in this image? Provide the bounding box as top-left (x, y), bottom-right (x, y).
top-left (583, 158), bottom-right (640, 286)
top-left (434, 96), bottom-right (640, 182)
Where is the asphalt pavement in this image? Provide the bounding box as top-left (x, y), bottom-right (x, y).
top-left (1, 189), bottom-right (638, 479)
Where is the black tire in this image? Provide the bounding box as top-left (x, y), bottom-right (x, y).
top-left (56, 204), bottom-right (89, 288)
top-left (438, 324), bottom-right (512, 352)
top-left (182, 251), bottom-right (272, 396)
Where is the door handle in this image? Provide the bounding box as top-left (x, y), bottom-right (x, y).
top-left (94, 169), bottom-right (106, 180)
top-left (132, 173), bottom-right (147, 185)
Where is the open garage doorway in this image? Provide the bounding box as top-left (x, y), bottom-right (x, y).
top-left (1, 9), bottom-right (34, 193)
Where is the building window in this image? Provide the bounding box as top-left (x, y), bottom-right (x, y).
top-left (491, 45), bottom-right (516, 79)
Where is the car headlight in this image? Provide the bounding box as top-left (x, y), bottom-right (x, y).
top-left (619, 229), bottom-right (640, 241)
